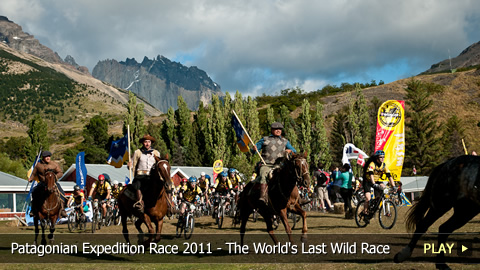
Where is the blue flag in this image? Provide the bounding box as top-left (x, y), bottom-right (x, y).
top-left (125, 176), bottom-right (130, 185)
top-left (232, 115), bottom-right (251, 153)
top-left (107, 135), bottom-right (129, 168)
top-left (76, 152), bottom-right (87, 190)
top-left (26, 156), bottom-right (41, 202)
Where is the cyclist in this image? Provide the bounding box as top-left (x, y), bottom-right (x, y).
top-left (88, 174), bottom-right (112, 220)
top-left (198, 172), bottom-right (211, 206)
top-left (212, 171), bottom-right (234, 219)
top-left (111, 180), bottom-right (123, 200)
top-left (67, 185), bottom-right (85, 216)
top-left (178, 177), bottom-right (202, 219)
top-left (227, 168), bottom-right (242, 189)
top-left (363, 150), bottom-right (395, 217)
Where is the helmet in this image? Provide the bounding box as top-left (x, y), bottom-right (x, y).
top-left (188, 176), bottom-right (197, 183)
top-left (205, 175), bottom-right (211, 180)
top-left (181, 178), bottom-right (188, 183)
top-left (112, 180), bottom-right (119, 185)
top-left (220, 171), bottom-right (227, 178)
top-left (374, 150), bottom-right (385, 157)
top-left (201, 172), bottom-right (206, 176)
top-left (228, 168), bottom-right (236, 174)
top-left (98, 174), bottom-right (105, 180)
top-left (74, 185), bottom-right (80, 191)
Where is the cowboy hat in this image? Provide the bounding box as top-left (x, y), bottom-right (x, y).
top-left (139, 134), bottom-right (156, 143)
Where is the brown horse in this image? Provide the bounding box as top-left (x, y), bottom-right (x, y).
top-left (118, 155), bottom-right (171, 244)
top-left (32, 170), bottom-right (62, 245)
top-left (237, 152), bottom-right (311, 245)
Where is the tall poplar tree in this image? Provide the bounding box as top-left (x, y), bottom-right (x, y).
top-left (123, 91), bottom-right (145, 150)
top-left (299, 99), bottom-right (312, 164)
top-left (312, 101), bottom-right (332, 170)
top-left (280, 105), bottom-right (298, 149)
top-left (26, 114), bottom-right (49, 164)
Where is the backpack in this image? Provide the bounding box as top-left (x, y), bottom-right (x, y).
top-left (315, 170), bottom-right (330, 187)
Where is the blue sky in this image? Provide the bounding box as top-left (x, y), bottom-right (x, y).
top-left (1, 0), bottom-right (479, 97)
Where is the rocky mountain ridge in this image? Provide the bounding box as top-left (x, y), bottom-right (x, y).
top-left (424, 41), bottom-right (480, 73)
top-left (92, 55), bottom-right (223, 112)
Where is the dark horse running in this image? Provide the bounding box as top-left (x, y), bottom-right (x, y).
top-left (237, 152), bottom-right (311, 245)
top-left (118, 155), bottom-right (171, 244)
top-left (32, 170), bottom-right (62, 245)
top-left (394, 155), bottom-right (480, 269)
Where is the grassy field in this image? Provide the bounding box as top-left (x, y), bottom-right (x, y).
top-left (1, 206), bottom-right (479, 269)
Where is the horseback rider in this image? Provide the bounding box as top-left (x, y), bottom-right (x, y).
top-left (88, 174), bottom-right (111, 219)
top-left (28, 150), bottom-right (68, 218)
top-left (363, 150), bottom-right (396, 216)
top-left (127, 134), bottom-right (160, 212)
top-left (250, 122), bottom-right (310, 206)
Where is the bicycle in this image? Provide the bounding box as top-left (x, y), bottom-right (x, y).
top-left (91, 199), bottom-right (106, 233)
top-left (213, 194), bottom-right (229, 229)
top-left (67, 204), bottom-right (87, 232)
top-left (175, 201), bottom-right (195, 240)
top-left (355, 185), bottom-right (397, 229)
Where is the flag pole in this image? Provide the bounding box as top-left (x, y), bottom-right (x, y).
top-left (232, 110), bottom-right (266, 165)
top-left (127, 125), bottom-right (133, 183)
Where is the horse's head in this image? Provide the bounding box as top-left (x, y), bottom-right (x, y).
top-left (44, 170), bottom-right (57, 193)
top-left (287, 152), bottom-right (311, 188)
top-left (151, 155), bottom-right (171, 185)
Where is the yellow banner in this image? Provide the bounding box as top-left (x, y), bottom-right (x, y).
top-left (375, 100), bottom-right (405, 181)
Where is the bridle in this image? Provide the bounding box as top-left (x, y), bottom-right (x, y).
top-left (293, 157), bottom-right (310, 187)
top-left (153, 159), bottom-right (170, 183)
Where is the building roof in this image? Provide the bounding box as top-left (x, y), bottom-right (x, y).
top-left (0, 171), bottom-right (29, 192)
top-left (400, 176), bottom-right (428, 193)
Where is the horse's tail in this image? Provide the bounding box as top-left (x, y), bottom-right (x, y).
top-left (405, 162), bottom-right (443, 232)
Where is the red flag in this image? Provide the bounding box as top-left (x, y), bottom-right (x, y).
top-left (357, 154), bottom-right (365, 167)
top-left (413, 166), bottom-right (417, 175)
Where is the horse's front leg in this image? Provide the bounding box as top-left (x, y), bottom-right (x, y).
top-left (33, 217), bottom-right (39, 245)
top-left (293, 202), bottom-right (308, 242)
top-left (154, 218), bottom-right (164, 243)
top-left (258, 207), bottom-right (278, 244)
top-left (40, 220), bottom-right (47, 246)
top-left (48, 217), bottom-right (56, 244)
top-left (278, 208), bottom-right (293, 243)
top-left (142, 214), bottom-right (155, 245)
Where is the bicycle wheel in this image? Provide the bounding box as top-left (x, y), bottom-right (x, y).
top-left (217, 205), bottom-right (224, 229)
top-left (67, 212), bottom-right (76, 232)
top-left (175, 217), bottom-right (184, 238)
top-left (355, 199), bottom-right (369, 228)
top-left (91, 210), bottom-right (97, 233)
top-left (105, 208), bottom-right (113, 227)
top-left (184, 214), bottom-right (194, 240)
top-left (378, 199), bottom-right (397, 229)
top-left (80, 214), bottom-right (87, 231)
top-left (96, 210), bottom-right (103, 230)
top-left (252, 210), bottom-right (257, 222)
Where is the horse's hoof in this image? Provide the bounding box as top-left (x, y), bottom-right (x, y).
top-left (300, 235), bottom-right (308, 243)
top-left (49, 239), bottom-right (54, 245)
top-left (33, 241), bottom-right (37, 246)
top-left (41, 240), bottom-right (47, 246)
top-left (394, 247), bottom-right (412, 263)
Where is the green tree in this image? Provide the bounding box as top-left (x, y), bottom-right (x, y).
top-left (404, 79), bottom-right (444, 175)
top-left (330, 109), bottom-right (348, 166)
top-left (145, 121), bottom-right (169, 157)
top-left (280, 105), bottom-right (298, 149)
top-left (162, 107), bottom-right (176, 155)
top-left (312, 101), bottom-right (332, 170)
top-left (123, 91), bottom-right (145, 150)
top-left (442, 115), bottom-right (466, 159)
top-left (266, 106), bottom-right (275, 134)
top-left (83, 115), bottom-right (109, 150)
top-left (0, 152), bottom-right (28, 179)
top-left (299, 99), bottom-right (312, 164)
top-left (25, 114), bottom-right (49, 164)
top-left (176, 96), bottom-right (192, 149)
top-left (206, 95), bottom-right (228, 164)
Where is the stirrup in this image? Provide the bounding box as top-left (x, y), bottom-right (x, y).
top-left (133, 200), bottom-right (144, 210)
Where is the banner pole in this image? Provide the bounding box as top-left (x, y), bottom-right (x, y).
top-left (127, 125), bottom-right (133, 183)
top-left (232, 110), bottom-right (266, 165)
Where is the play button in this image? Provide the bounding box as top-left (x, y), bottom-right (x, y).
top-left (457, 242), bottom-right (472, 257)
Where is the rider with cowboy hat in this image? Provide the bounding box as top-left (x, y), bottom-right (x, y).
top-left (28, 150), bottom-right (68, 217)
top-left (128, 134), bottom-right (160, 212)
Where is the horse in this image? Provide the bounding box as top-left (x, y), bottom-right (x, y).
top-left (237, 152), bottom-right (311, 245)
top-left (394, 155), bottom-right (480, 269)
top-left (32, 170), bottom-right (62, 245)
top-left (118, 155), bottom-right (171, 245)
